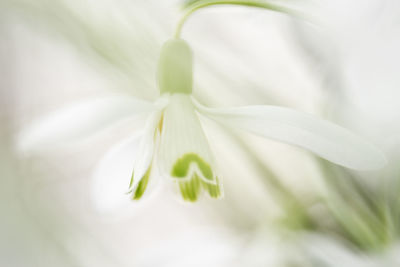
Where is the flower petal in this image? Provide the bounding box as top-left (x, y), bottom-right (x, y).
top-left (129, 129), bottom-right (166, 201)
top-left (195, 100), bottom-right (386, 170)
top-left (17, 96), bottom-right (155, 152)
top-left (159, 94), bottom-right (222, 201)
top-left (129, 108), bottom-right (164, 191)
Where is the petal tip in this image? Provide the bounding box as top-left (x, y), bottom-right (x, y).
top-left (338, 146), bottom-right (388, 171)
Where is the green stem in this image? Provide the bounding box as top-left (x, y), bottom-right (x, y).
top-left (175, 1), bottom-right (297, 38)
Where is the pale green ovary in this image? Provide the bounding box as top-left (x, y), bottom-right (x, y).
top-left (158, 39), bottom-right (193, 95)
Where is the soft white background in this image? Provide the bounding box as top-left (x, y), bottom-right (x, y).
top-left (1, 0), bottom-right (399, 266)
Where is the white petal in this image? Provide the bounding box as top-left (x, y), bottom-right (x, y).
top-left (195, 100), bottom-right (386, 170)
top-left (17, 96), bottom-right (155, 152)
top-left (91, 134), bottom-right (142, 215)
top-left (130, 108), bottom-right (163, 189)
top-left (160, 94), bottom-right (218, 184)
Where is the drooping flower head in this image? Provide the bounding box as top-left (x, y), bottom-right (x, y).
top-left (17, 36), bottom-right (386, 205)
top-left (125, 37), bottom-right (386, 202)
top-left (128, 39), bottom-right (222, 202)
top-left (17, 33), bottom-right (386, 205)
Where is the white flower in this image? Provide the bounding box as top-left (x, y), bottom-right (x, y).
top-left (17, 38), bottom-right (386, 204)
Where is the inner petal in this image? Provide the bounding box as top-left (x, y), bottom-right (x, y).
top-left (159, 94), bottom-right (222, 200)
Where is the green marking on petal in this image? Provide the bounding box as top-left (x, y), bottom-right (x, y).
top-left (178, 174), bottom-right (222, 202)
top-left (178, 174), bottom-right (201, 202)
top-left (172, 153), bottom-right (213, 181)
top-left (201, 177), bottom-right (222, 199)
top-left (132, 167), bottom-right (151, 200)
top-left (128, 171), bottom-right (135, 191)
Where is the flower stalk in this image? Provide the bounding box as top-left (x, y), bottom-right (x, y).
top-left (175, 0), bottom-right (299, 38)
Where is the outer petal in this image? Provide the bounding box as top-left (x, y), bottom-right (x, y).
top-left (91, 102), bottom-right (166, 213)
top-left (194, 100), bottom-right (386, 170)
top-left (129, 108), bottom-right (163, 191)
top-left (17, 96), bottom-right (155, 152)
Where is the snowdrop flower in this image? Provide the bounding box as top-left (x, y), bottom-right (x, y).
top-left (18, 38), bottom-right (386, 203)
